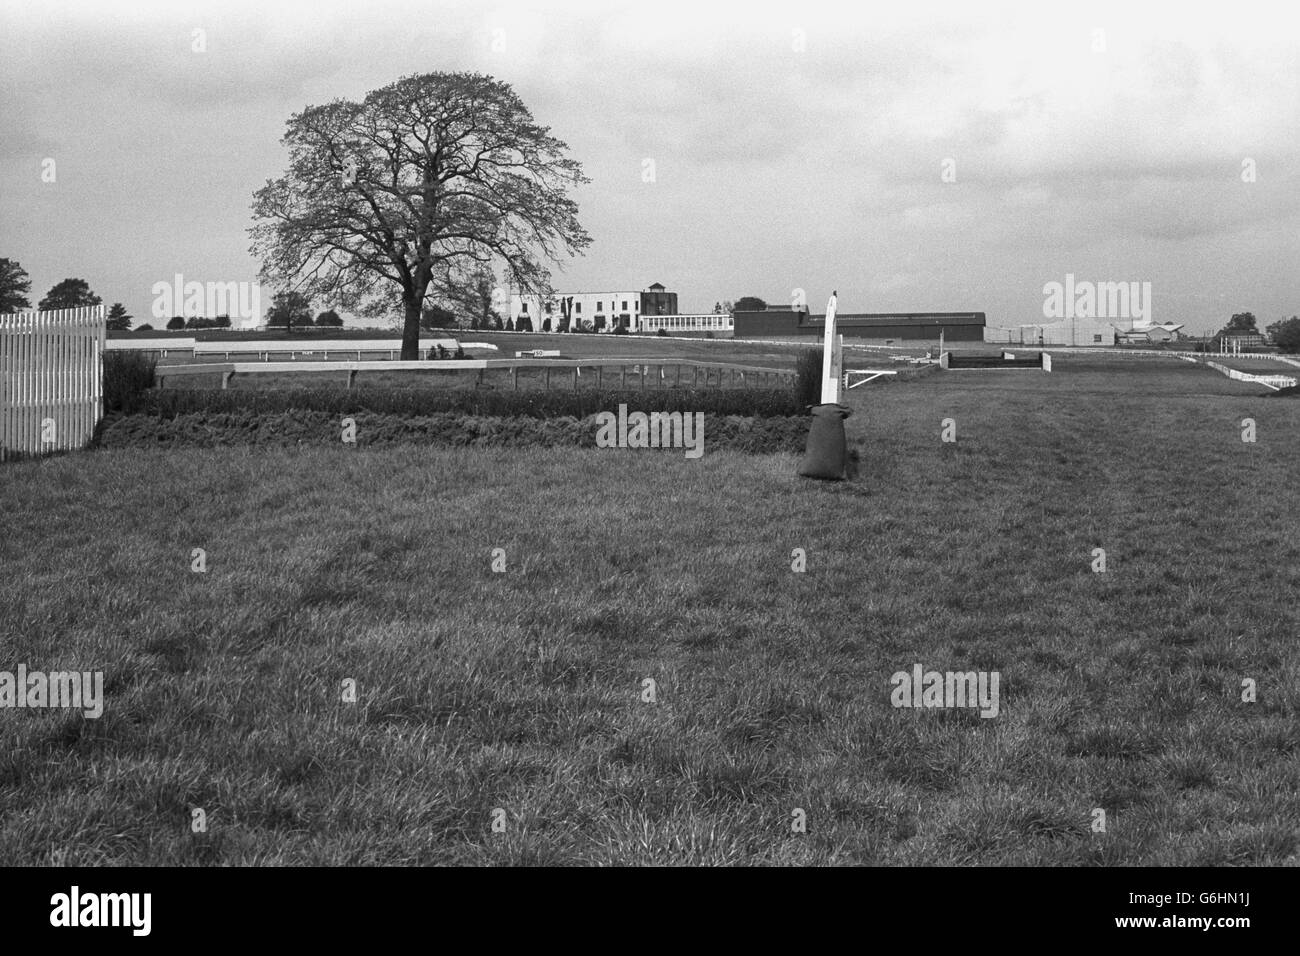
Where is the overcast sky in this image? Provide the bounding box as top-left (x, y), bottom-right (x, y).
top-left (2, 0), bottom-right (1297, 334)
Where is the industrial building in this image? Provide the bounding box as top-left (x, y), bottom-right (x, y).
top-left (984, 317), bottom-right (1186, 347)
top-left (732, 309), bottom-right (986, 341)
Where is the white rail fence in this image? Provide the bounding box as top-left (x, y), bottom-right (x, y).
top-left (1203, 361), bottom-right (1297, 390)
top-left (0, 306), bottom-right (106, 460)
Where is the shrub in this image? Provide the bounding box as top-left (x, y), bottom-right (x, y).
top-left (656, 328), bottom-right (668, 337)
top-left (613, 325), bottom-right (629, 335)
top-left (102, 350), bottom-right (157, 414)
top-left (166, 316), bottom-right (186, 330)
top-left (137, 324), bottom-right (154, 331)
top-left (794, 349), bottom-right (821, 409)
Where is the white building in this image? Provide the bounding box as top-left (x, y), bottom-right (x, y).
top-left (510, 290), bottom-right (643, 332)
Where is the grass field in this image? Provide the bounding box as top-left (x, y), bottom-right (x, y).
top-left (1, 355), bottom-right (1297, 865)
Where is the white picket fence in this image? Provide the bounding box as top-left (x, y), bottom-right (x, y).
top-left (0, 306), bottom-right (106, 460)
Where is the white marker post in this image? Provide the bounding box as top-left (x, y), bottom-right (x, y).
top-left (821, 290), bottom-right (842, 404)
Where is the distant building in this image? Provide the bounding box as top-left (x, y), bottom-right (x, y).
top-left (735, 308), bottom-right (986, 342)
top-left (985, 317), bottom-right (1187, 347)
top-left (509, 283), bottom-right (678, 332)
top-left (985, 317), bottom-right (1116, 346)
top-left (1216, 331), bottom-right (1269, 349)
top-left (640, 282), bottom-right (678, 318)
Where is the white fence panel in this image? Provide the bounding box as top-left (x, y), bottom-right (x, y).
top-left (0, 305), bottom-right (106, 460)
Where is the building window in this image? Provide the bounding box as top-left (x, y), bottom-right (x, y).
top-left (1093, 334), bottom-right (1102, 343)
top-left (574, 303), bottom-right (581, 313)
top-left (596, 301), bottom-right (602, 311)
top-left (622, 301), bottom-right (628, 310)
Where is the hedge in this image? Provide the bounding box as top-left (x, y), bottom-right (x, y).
top-left (137, 386), bottom-right (804, 419)
top-left (94, 410), bottom-right (809, 454)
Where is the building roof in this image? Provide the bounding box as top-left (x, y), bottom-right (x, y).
top-left (648, 282), bottom-right (665, 290)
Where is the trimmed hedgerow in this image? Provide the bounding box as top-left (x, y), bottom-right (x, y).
top-left (103, 351), bottom-right (158, 414)
top-left (138, 386), bottom-right (804, 419)
top-left (94, 410), bottom-right (808, 454)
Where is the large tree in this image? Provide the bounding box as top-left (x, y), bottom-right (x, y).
top-left (0, 258), bottom-right (32, 314)
top-left (39, 277), bottom-right (101, 312)
top-left (734, 296), bottom-right (767, 313)
top-left (250, 72), bottom-right (590, 359)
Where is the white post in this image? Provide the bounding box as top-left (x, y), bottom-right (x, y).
top-left (820, 290), bottom-right (840, 404)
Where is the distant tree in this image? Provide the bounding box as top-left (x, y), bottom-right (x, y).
top-left (215, 314), bottom-right (232, 328)
top-left (0, 258), bottom-right (33, 313)
top-left (266, 290), bottom-right (313, 331)
top-left (542, 317), bottom-right (552, 332)
top-left (1267, 316), bottom-right (1300, 353)
top-left (449, 266), bottom-right (501, 334)
top-left (505, 318), bottom-right (515, 331)
top-left (720, 299), bottom-right (734, 314)
top-left (136, 323), bottom-right (154, 331)
top-left (105, 302), bottom-right (133, 331)
top-left (39, 278), bottom-right (101, 312)
top-left (315, 309), bottom-right (344, 327)
top-left (733, 296), bottom-right (765, 312)
top-left (1222, 312), bottom-right (1258, 334)
top-left (420, 304), bottom-right (458, 330)
top-left (166, 316), bottom-right (186, 330)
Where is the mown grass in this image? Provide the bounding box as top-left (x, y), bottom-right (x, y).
top-left (0, 355), bottom-right (1296, 865)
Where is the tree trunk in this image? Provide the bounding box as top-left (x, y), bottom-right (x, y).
top-left (401, 300), bottom-right (421, 359)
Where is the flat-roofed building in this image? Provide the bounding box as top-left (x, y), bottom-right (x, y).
top-left (735, 308), bottom-right (986, 341)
